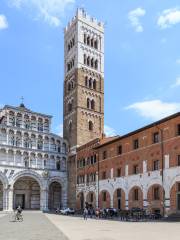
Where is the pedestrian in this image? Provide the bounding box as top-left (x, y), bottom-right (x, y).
top-left (83, 207), bottom-right (88, 220)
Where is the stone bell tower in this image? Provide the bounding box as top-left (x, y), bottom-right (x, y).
top-left (63, 8), bottom-right (104, 152)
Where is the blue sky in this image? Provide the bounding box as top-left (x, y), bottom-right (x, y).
top-left (0, 0), bottom-right (180, 137)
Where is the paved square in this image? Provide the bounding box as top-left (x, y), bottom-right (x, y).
top-left (0, 212), bottom-right (67, 240)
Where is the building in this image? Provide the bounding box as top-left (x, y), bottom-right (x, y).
top-left (0, 104), bottom-right (67, 211)
top-left (63, 8), bottom-right (104, 152)
top-left (75, 113), bottom-right (180, 216)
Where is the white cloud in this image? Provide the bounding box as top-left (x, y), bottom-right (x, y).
top-left (0, 15), bottom-right (8, 30)
top-left (128, 7), bottom-right (146, 32)
top-left (104, 125), bottom-right (117, 137)
top-left (157, 8), bottom-right (180, 29)
top-left (176, 59), bottom-right (180, 64)
top-left (8, 0), bottom-right (75, 27)
top-left (171, 77), bottom-right (180, 88)
top-left (126, 100), bottom-right (180, 121)
top-left (55, 123), bottom-right (63, 136)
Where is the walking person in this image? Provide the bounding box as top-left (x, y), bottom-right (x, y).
top-left (83, 207), bottom-right (88, 220)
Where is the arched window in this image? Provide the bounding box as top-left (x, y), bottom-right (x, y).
top-left (87, 56), bottom-right (90, 66)
top-left (84, 33), bottom-right (86, 44)
top-left (93, 79), bottom-right (96, 89)
top-left (94, 40), bottom-right (98, 49)
top-left (84, 54), bottom-right (87, 65)
top-left (91, 99), bottom-right (95, 110)
top-left (89, 78), bottom-right (92, 88)
top-left (87, 98), bottom-right (90, 108)
top-left (91, 58), bottom-right (94, 68)
top-left (91, 38), bottom-right (94, 47)
top-left (89, 121), bottom-right (93, 131)
top-left (56, 161), bottom-right (61, 171)
top-left (68, 82), bottom-right (71, 91)
top-left (87, 36), bottom-right (90, 45)
top-left (85, 76), bottom-right (88, 87)
top-left (95, 60), bottom-right (98, 69)
top-left (69, 121), bottom-right (72, 133)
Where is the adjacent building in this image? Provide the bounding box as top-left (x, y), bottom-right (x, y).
top-left (75, 113), bottom-right (180, 216)
top-left (0, 104), bottom-right (67, 211)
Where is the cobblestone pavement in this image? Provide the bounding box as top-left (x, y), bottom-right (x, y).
top-left (0, 212), bottom-right (68, 240)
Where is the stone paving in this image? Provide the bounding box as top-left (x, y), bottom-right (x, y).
top-left (0, 212), bottom-right (68, 240)
top-left (46, 214), bottom-right (180, 240)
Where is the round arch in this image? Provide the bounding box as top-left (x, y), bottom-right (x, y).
top-left (113, 188), bottom-right (125, 210)
top-left (76, 191), bottom-right (85, 210)
top-left (128, 186), bottom-right (143, 210)
top-left (147, 184), bottom-right (164, 215)
top-left (86, 191), bottom-right (96, 208)
top-left (99, 190), bottom-right (111, 209)
top-left (48, 181), bottom-right (62, 210)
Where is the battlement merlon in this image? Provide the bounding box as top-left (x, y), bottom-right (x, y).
top-left (64, 8), bottom-right (104, 33)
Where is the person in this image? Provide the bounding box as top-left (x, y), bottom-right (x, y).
top-left (16, 205), bottom-right (22, 220)
top-left (83, 207), bottom-right (88, 220)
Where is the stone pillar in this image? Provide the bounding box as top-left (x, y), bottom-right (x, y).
top-left (143, 160), bottom-right (147, 173)
top-left (7, 188), bottom-right (13, 211)
top-left (40, 189), bottom-right (49, 211)
top-left (125, 191), bottom-right (128, 210)
top-left (3, 188), bottom-right (8, 211)
top-left (164, 189), bottom-right (170, 217)
top-left (125, 165), bottom-right (128, 177)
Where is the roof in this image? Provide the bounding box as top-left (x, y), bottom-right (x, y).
top-left (2, 105), bottom-right (52, 118)
top-left (95, 112), bottom-right (180, 149)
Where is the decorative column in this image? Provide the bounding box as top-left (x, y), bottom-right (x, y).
top-left (3, 187), bottom-right (8, 211)
top-left (125, 190), bottom-right (129, 210)
top-left (7, 187), bottom-right (14, 211)
top-left (40, 188), bottom-right (49, 211)
top-left (164, 188), bottom-right (170, 217)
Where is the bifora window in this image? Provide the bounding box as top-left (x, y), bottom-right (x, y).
top-left (117, 168), bottom-right (121, 177)
top-left (153, 160), bottom-right (160, 171)
top-left (117, 145), bottom-right (122, 155)
top-left (103, 150), bottom-right (107, 159)
top-left (133, 139), bottom-right (139, 149)
top-left (153, 132), bottom-right (159, 143)
top-left (133, 164), bottom-right (139, 174)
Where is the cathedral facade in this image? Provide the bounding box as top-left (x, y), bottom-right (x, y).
top-left (0, 104), bottom-right (67, 211)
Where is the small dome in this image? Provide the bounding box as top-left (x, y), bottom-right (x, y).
top-left (19, 103), bottom-right (25, 108)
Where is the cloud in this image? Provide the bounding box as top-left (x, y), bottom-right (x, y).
top-left (157, 8), bottom-right (180, 29)
top-left (0, 15), bottom-right (8, 30)
top-left (8, 0), bottom-right (75, 27)
top-left (126, 100), bottom-right (180, 121)
top-left (128, 7), bottom-right (146, 32)
top-left (176, 59), bottom-right (180, 64)
top-left (171, 77), bottom-right (180, 88)
top-left (104, 125), bottom-right (117, 137)
top-left (55, 123), bottom-right (63, 136)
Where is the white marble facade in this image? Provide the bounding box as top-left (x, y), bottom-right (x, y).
top-left (0, 104), bottom-right (67, 211)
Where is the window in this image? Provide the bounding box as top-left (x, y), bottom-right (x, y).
top-left (153, 160), bottom-right (159, 171)
top-left (91, 58), bottom-right (94, 67)
top-left (103, 192), bottom-right (106, 201)
top-left (89, 78), bottom-right (92, 88)
top-left (133, 139), bottom-right (139, 149)
top-left (87, 98), bottom-right (90, 108)
top-left (134, 189), bottom-right (139, 201)
top-left (133, 165), bottom-right (139, 174)
top-left (177, 124), bottom-right (180, 135)
top-left (94, 40), bottom-right (98, 49)
top-left (89, 121), bottom-right (93, 131)
top-left (94, 155), bottom-right (97, 163)
top-left (84, 54), bottom-right (86, 65)
top-left (117, 168), bottom-right (121, 177)
top-left (93, 80), bottom-right (96, 90)
top-left (153, 132), bottom-right (159, 143)
top-left (90, 193), bottom-right (93, 202)
top-left (91, 38), bottom-right (94, 47)
top-left (154, 187), bottom-right (160, 200)
top-left (95, 60), bottom-right (98, 69)
top-left (87, 56), bottom-right (90, 66)
top-left (177, 155), bottom-right (180, 166)
top-left (102, 171), bottom-right (106, 180)
top-left (117, 145), bottom-right (122, 155)
top-left (56, 161), bottom-right (60, 171)
top-left (85, 76), bottom-right (88, 86)
top-left (87, 36), bottom-right (90, 45)
top-left (103, 151), bottom-right (107, 159)
top-left (91, 100), bottom-right (95, 110)
top-left (84, 33), bottom-right (86, 44)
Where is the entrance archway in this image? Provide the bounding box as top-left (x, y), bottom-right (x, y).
top-left (13, 177), bottom-right (40, 209)
top-left (113, 188), bottom-right (125, 210)
top-left (0, 181), bottom-right (3, 211)
top-left (48, 182), bottom-right (62, 210)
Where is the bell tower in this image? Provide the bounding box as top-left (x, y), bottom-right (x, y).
top-left (63, 8), bottom-right (104, 151)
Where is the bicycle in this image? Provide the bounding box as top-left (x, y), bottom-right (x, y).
top-left (9, 211), bottom-right (23, 222)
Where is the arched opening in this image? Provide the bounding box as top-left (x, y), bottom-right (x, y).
top-left (0, 180), bottom-right (3, 211)
top-left (147, 184), bottom-right (164, 214)
top-left (13, 176), bottom-right (40, 210)
top-left (86, 191), bottom-right (96, 208)
top-left (99, 190), bottom-right (110, 209)
top-left (88, 121), bottom-right (93, 131)
top-left (113, 188), bottom-right (125, 210)
top-left (48, 182), bottom-right (62, 210)
top-left (170, 181), bottom-right (180, 214)
top-left (128, 186), bottom-right (143, 209)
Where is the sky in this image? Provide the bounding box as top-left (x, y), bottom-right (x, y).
top-left (0, 0), bottom-right (180, 137)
